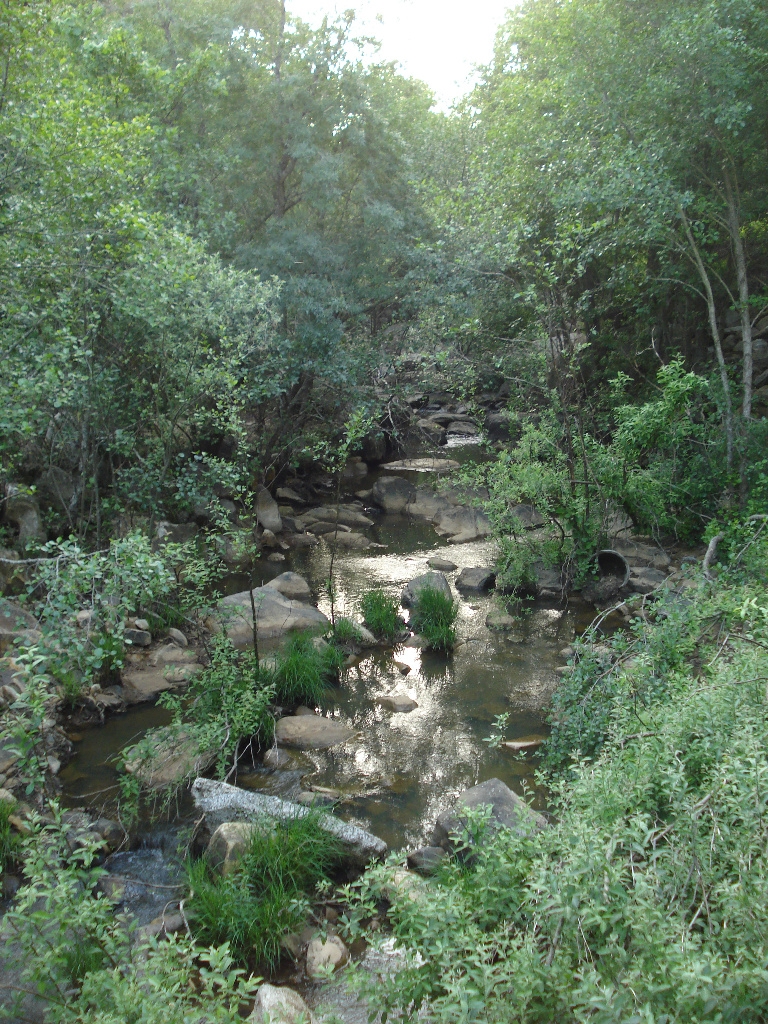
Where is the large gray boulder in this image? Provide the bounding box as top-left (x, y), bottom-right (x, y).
top-left (215, 587), bottom-right (329, 646)
top-left (301, 505), bottom-right (374, 529)
top-left (192, 778), bottom-right (387, 867)
top-left (372, 476), bottom-right (416, 513)
top-left (432, 778), bottom-right (546, 852)
top-left (0, 599), bottom-right (40, 654)
top-left (256, 485), bottom-right (282, 533)
top-left (401, 571), bottom-right (452, 609)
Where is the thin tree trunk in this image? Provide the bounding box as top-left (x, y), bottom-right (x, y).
top-left (680, 207), bottom-right (734, 471)
top-left (724, 168), bottom-right (753, 420)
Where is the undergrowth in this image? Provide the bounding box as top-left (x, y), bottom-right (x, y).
top-left (186, 811), bottom-right (343, 968)
top-left (410, 586), bottom-right (457, 652)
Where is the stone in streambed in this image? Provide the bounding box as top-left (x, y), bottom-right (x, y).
top-left (306, 935), bottom-right (349, 978)
top-left (275, 716), bottom-right (357, 750)
top-left (215, 587), bottom-right (328, 646)
top-left (503, 735), bottom-right (546, 754)
top-left (256, 485), bottom-right (282, 533)
top-left (456, 567), bottom-right (496, 592)
top-left (485, 610), bottom-right (516, 631)
top-left (263, 747), bottom-right (292, 769)
top-left (432, 778), bottom-right (546, 853)
top-left (371, 476), bottom-right (416, 513)
top-left (407, 846), bottom-right (447, 876)
top-left (428, 556), bottom-right (458, 572)
top-left (249, 984), bottom-right (315, 1024)
top-left (206, 821), bottom-right (260, 876)
top-left (401, 571), bottom-right (452, 609)
top-left (433, 506), bottom-right (491, 544)
top-left (376, 692), bottom-right (418, 713)
top-left (166, 627), bottom-right (188, 647)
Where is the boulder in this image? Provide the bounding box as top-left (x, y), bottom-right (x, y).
top-left (264, 571), bottom-right (312, 602)
top-left (456, 567), bottom-right (496, 592)
top-left (216, 588), bottom-right (329, 647)
top-left (326, 531), bottom-right (374, 550)
top-left (416, 420), bottom-right (447, 444)
top-left (406, 490), bottom-right (453, 521)
top-left (372, 476), bottom-right (416, 513)
top-left (432, 778), bottom-right (546, 852)
top-left (124, 628), bottom-right (151, 648)
top-left (407, 846), bottom-right (447, 876)
top-left (510, 504), bottom-right (546, 529)
top-left (484, 411), bottom-right (515, 442)
top-left (249, 984), bottom-right (315, 1024)
top-left (503, 735), bottom-right (546, 754)
top-left (148, 644), bottom-right (197, 668)
top-left (376, 692), bottom-right (418, 713)
top-left (166, 627), bottom-right (188, 648)
top-left (213, 533), bottom-right (254, 570)
top-left (121, 664), bottom-right (201, 704)
top-left (4, 487), bottom-right (46, 547)
top-left (206, 821), bottom-right (259, 876)
top-left (433, 506), bottom-right (492, 544)
top-left (401, 571), bottom-right (452, 609)
top-left (275, 716), bottom-right (357, 750)
top-left (263, 747), bottom-right (292, 769)
top-left (341, 458), bottom-right (368, 481)
top-left (0, 600), bottom-right (39, 654)
top-left (191, 778), bottom-right (387, 866)
top-left (256, 485), bottom-right (282, 533)
top-left (306, 935), bottom-right (349, 978)
top-left (276, 487), bottom-right (305, 504)
top-left (427, 556), bottom-right (458, 572)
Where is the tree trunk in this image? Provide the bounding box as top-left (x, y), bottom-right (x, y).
top-left (724, 167), bottom-right (753, 420)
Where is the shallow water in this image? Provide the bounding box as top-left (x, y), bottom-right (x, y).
top-left (61, 447), bottom-right (596, 851)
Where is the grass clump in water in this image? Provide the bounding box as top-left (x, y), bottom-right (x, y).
top-left (186, 811), bottom-right (342, 968)
top-left (360, 589), bottom-right (402, 639)
top-left (269, 631), bottom-right (343, 707)
top-left (331, 617), bottom-right (363, 646)
top-left (411, 586), bottom-right (457, 652)
top-left (0, 800), bottom-right (21, 873)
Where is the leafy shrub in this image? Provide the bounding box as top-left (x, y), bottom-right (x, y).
top-left (268, 631), bottom-right (343, 708)
top-left (360, 589), bottom-right (402, 639)
top-left (186, 811), bottom-right (342, 968)
top-left (411, 586), bottom-right (457, 652)
top-left (1, 819), bottom-right (258, 1023)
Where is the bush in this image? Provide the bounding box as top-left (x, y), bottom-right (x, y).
top-left (410, 586), bottom-right (457, 652)
top-left (269, 631), bottom-right (344, 707)
top-left (360, 589), bottom-right (402, 639)
top-left (186, 811), bottom-right (342, 968)
top-left (0, 800), bottom-right (20, 873)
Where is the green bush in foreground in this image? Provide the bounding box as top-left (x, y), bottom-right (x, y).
top-left (186, 811), bottom-right (342, 968)
top-left (342, 530), bottom-right (768, 1023)
top-left (410, 586), bottom-right (457, 652)
top-left (360, 589), bottom-right (402, 639)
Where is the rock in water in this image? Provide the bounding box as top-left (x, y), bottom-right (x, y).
top-left (206, 821), bottom-right (260, 876)
top-left (264, 571), bottom-right (312, 601)
top-left (275, 716), bottom-right (357, 750)
top-left (407, 846), bottom-right (447, 876)
top-left (428, 556), bottom-right (458, 572)
top-left (376, 692), bottom-right (418, 713)
top-left (256, 485), bottom-right (282, 533)
top-left (371, 475), bottom-right (416, 513)
top-left (432, 778), bottom-right (546, 853)
top-left (191, 778), bottom-right (387, 867)
top-left (401, 571), bottom-right (452, 608)
top-left (456, 567), bottom-right (496, 592)
top-left (215, 587), bottom-right (328, 646)
top-left (249, 984), bottom-right (315, 1024)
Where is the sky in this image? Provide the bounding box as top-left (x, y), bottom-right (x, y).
top-left (288, 0), bottom-right (517, 108)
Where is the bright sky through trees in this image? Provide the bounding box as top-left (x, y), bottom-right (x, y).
top-left (289, 0), bottom-right (516, 106)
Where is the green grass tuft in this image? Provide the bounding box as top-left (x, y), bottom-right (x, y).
top-left (411, 585), bottom-right (458, 652)
top-left (0, 800), bottom-right (21, 874)
top-left (332, 617), bottom-right (363, 645)
top-left (186, 811), bottom-right (342, 968)
top-left (360, 589), bottom-right (402, 640)
top-left (268, 631), bottom-right (343, 707)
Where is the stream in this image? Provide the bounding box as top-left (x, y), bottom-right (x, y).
top-left (59, 440), bottom-right (598, 867)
